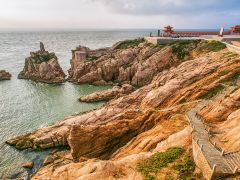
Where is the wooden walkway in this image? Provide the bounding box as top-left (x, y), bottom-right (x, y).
top-left (187, 108), bottom-right (240, 175)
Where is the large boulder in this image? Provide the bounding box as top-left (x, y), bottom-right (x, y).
top-left (0, 70), bottom-right (11, 80)
top-left (18, 43), bottom-right (66, 84)
top-left (79, 84), bottom-right (134, 102)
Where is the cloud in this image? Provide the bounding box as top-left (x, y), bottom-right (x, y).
top-left (82, 0), bottom-right (240, 15)
top-left (0, 0), bottom-right (239, 29)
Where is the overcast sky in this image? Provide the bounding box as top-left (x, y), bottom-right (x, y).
top-left (0, 0), bottom-right (239, 29)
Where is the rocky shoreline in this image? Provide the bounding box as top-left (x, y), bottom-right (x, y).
top-left (5, 39), bottom-right (240, 179)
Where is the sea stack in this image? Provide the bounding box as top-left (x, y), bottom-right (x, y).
top-left (18, 42), bottom-right (66, 84)
top-left (0, 70), bottom-right (11, 81)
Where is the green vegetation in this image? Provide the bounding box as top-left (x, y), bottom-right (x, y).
top-left (199, 84), bottom-right (225, 99)
top-left (174, 156), bottom-right (195, 174)
top-left (222, 52), bottom-right (239, 59)
top-left (219, 70), bottom-right (231, 76)
top-left (137, 147), bottom-right (184, 180)
top-left (113, 170), bottom-right (126, 178)
top-left (171, 40), bottom-right (200, 60)
top-left (196, 40), bottom-right (226, 54)
top-left (118, 39), bottom-right (144, 49)
top-left (223, 71), bottom-right (240, 86)
top-left (122, 63), bottom-right (133, 69)
top-left (87, 56), bottom-right (98, 61)
top-left (33, 52), bottom-right (57, 64)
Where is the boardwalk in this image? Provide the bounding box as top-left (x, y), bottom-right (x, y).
top-left (187, 108), bottom-right (240, 177)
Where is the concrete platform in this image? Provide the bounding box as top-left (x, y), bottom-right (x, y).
top-left (145, 35), bottom-right (240, 45)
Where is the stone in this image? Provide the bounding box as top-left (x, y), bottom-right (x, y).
top-left (22, 161), bottom-right (34, 169)
top-left (0, 70), bottom-right (11, 80)
top-left (79, 84), bottom-right (134, 102)
top-left (40, 42), bottom-right (45, 51)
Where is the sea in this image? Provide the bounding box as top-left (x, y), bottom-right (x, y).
top-left (0, 29), bottom-right (151, 178)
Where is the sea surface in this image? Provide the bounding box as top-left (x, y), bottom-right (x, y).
top-left (0, 30), bottom-right (151, 178)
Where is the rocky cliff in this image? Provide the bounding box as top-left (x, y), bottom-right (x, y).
top-left (18, 43), bottom-right (66, 84)
top-left (0, 70), bottom-right (11, 80)
top-left (6, 40), bottom-right (240, 180)
top-left (67, 39), bottom-right (202, 86)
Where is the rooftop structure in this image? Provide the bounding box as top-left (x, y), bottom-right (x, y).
top-left (161, 25), bottom-right (240, 37)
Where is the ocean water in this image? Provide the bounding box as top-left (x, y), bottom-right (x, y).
top-left (0, 30), bottom-right (150, 178)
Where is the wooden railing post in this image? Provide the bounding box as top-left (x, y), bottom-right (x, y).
top-left (233, 167), bottom-right (238, 173)
top-left (220, 149), bottom-right (225, 156)
top-left (210, 164), bottom-right (217, 180)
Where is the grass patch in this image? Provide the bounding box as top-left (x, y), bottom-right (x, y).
top-left (113, 170), bottom-right (126, 178)
top-left (196, 40), bottom-right (226, 54)
top-left (87, 56), bottom-right (98, 61)
top-left (219, 70), bottom-right (231, 76)
top-left (174, 156), bottom-right (195, 174)
top-left (223, 71), bottom-right (240, 86)
top-left (222, 52), bottom-right (239, 59)
top-left (171, 40), bottom-right (200, 60)
top-left (118, 39), bottom-right (144, 49)
top-left (137, 147), bottom-right (184, 180)
top-left (199, 84), bottom-right (225, 99)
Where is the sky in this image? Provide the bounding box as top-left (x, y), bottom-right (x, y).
top-left (0, 0), bottom-right (239, 29)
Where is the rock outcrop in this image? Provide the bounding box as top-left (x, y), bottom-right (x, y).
top-left (79, 84), bottom-right (134, 102)
top-left (68, 39), bottom-right (201, 86)
top-left (199, 85), bottom-right (240, 152)
top-left (8, 40), bottom-right (240, 179)
top-left (0, 70), bottom-right (11, 80)
top-left (18, 42), bottom-right (66, 84)
top-left (7, 44), bottom-right (234, 153)
top-left (22, 161), bottom-right (34, 169)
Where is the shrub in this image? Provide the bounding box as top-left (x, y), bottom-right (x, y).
top-left (118, 39), bottom-right (144, 49)
top-left (196, 40), bottom-right (226, 53)
top-left (137, 147), bottom-right (184, 180)
top-left (171, 40), bottom-right (200, 60)
top-left (174, 156), bottom-right (195, 173)
top-left (199, 84), bottom-right (225, 99)
top-left (87, 56), bottom-right (98, 61)
top-left (113, 170), bottom-right (126, 178)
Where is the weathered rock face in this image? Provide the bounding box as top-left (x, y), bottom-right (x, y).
top-left (31, 126), bottom-right (193, 180)
top-left (199, 85), bottom-right (240, 152)
top-left (8, 40), bottom-right (240, 179)
top-left (68, 39), bottom-right (201, 87)
top-left (0, 70), bottom-right (11, 80)
top-left (79, 84), bottom-right (134, 102)
top-left (199, 87), bottom-right (240, 122)
top-left (8, 47), bottom-right (236, 154)
top-left (216, 109), bottom-right (240, 152)
top-left (18, 43), bottom-right (66, 84)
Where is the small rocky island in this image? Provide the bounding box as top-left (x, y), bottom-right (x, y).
top-left (18, 42), bottom-right (66, 84)
top-left (0, 70), bottom-right (11, 81)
